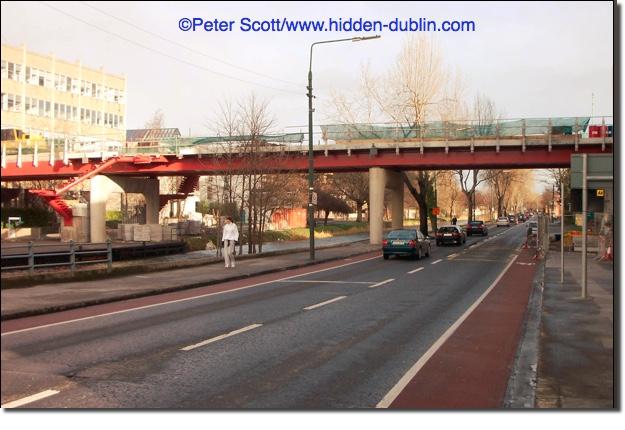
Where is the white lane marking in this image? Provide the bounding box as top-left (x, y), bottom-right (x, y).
top-left (135, 275), bottom-right (150, 278)
top-left (303, 296), bottom-right (347, 311)
top-left (407, 267), bottom-right (424, 274)
top-left (2, 389), bottom-right (60, 408)
top-left (276, 280), bottom-right (374, 285)
top-left (447, 253), bottom-right (458, 260)
top-left (431, 259), bottom-right (443, 265)
top-left (369, 278), bottom-right (395, 289)
top-left (376, 253), bottom-right (519, 408)
top-left (2, 255), bottom-right (381, 337)
top-left (180, 324), bottom-right (262, 351)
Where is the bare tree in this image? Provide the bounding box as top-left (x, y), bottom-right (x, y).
top-left (329, 173), bottom-right (369, 222)
top-left (488, 170), bottom-right (517, 217)
top-left (144, 109), bottom-right (165, 129)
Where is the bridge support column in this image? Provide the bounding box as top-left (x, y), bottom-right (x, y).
top-left (387, 170), bottom-right (404, 229)
top-left (369, 167), bottom-right (386, 245)
top-left (90, 175), bottom-right (120, 243)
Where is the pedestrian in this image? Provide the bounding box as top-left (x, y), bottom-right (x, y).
top-left (451, 216), bottom-right (457, 225)
top-left (222, 216), bottom-right (239, 268)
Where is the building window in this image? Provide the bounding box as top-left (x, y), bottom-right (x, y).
top-left (7, 62), bottom-right (14, 80)
top-left (45, 101), bottom-right (51, 117)
top-left (1, 61), bottom-right (7, 79)
top-left (96, 84), bottom-right (102, 99)
top-left (7, 94), bottom-right (14, 111)
top-left (66, 76), bottom-right (72, 93)
top-left (38, 100), bottom-right (44, 116)
top-left (1, 93), bottom-right (7, 111)
top-left (71, 79), bottom-right (80, 95)
top-left (72, 106), bottom-right (77, 121)
top-left (14, 95), bottom-right (22, 112)
top-left (14, 64), bottom-right (22, 82)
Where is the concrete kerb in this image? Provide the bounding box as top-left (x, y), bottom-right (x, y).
top-left (1, 239), bottom-right (370, 289)
top-left (1, 242), bottom-right (378, 321)
top-left (503, 249), bottom-right (546, 408)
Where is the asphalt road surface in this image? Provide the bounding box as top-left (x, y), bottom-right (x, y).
top-left (1, 223), bottom-right (528, 409)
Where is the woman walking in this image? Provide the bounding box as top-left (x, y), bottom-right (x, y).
top-left (222, 216), bottom-right (239, 268)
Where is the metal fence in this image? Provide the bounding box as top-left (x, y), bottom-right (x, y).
top-left (1, 239), bottom-right (112, 276)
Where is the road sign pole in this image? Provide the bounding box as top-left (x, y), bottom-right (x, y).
top-left (581, 154), bottom-right (587, 298)
top-left (560, 179), bottom-right (564, 284)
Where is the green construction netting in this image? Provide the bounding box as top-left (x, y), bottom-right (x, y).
top-left (320, 117), bottom-right (591, 141)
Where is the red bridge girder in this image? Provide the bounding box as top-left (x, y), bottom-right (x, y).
top-left (0, 145), bottom-right (611, 181)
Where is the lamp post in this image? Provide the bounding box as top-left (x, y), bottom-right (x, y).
top-left (307, 35), bottom-right (380, 260)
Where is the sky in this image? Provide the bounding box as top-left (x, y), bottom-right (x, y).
top-left (0, 1), bottom-right (614, 136)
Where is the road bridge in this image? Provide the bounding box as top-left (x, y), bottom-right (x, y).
top-left (0, 117), bottom-right (613, 244)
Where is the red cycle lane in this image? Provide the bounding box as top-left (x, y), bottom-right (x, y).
top-left (388, 246), bottom-right (538, 409)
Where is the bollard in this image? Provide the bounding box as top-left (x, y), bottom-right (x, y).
top-left (107, 239), bottom-right (112, 273)
top-left (28, 241), bottom-right (34, 277)
top-left (69, 240), bottom-right (76, 275)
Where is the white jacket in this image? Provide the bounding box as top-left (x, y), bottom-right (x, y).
top-left (222, 222), bottom-right (239, 241)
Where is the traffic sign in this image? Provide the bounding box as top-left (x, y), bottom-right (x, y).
top-left (311, 191), bottom-right (318, 205)
top-left (432, 207), bottom-right (440, 216)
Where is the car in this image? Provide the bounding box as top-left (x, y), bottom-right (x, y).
top-left (382, 229), bottom-right (431, 260)
top-left (518, 214), bottom-right (526, 223)
top-left (508, 215), bottom-right (517, 224)
top-left (436, 225), bottom-right (466, 246)
top-left (497, 217), bottom-right (510, 227)
top-left (528, 221), bottom-right (538, 235)
top-left (466, 220), bottom-right (488, 236)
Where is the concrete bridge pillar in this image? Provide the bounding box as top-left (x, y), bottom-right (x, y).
top-left (369, 168), bottom-right (404, 245)
top-left (369, 167), bottom-right (386, 245)
top-left (90, 175), bottom-right (121, 243)
top-left (89, 175), bottom-right (161, 243)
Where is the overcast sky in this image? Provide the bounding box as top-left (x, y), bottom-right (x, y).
top-left (1, 1), bottom-right (614, 136)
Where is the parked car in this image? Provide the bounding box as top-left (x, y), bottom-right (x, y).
top-left (497, 217), bottom-right (511, 227)
top-left (528, 221), bottom-right (538, 235)
top-left (436, 225), bottom-right (466, 246)
top-left (466, 220), bottom-right (488, 236)
top-left (382, 229), bottom-right (431, 260)
top-left (508, 215), bottom-right (517, 224)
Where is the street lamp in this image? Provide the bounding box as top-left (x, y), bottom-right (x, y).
top-left (307, 35), bottom-right (380, 260)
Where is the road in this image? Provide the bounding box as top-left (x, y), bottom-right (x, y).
top-left (1, 223), bottom-right (531, 408)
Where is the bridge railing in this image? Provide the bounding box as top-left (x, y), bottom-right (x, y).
top-left (0, 116), bottom-right (613, 164)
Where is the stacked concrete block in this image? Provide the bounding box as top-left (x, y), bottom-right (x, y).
top-left (133, 225), bottom-right (151, 242)
top-left (121, 224), bottom-right (137, 241)
top-left (163, 225), bottom-right (179, 241)
top-left (148, 224), bottom-right (163, 242)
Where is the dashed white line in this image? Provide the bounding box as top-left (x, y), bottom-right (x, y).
top-left (2, 255), bottom-right (381, 337)
top-left (180, 324), bottom-right (263, 351)
top-left (408, 267), bottom-right (424, 274)
top-left (303, 296), bottom-right (347, 310)
top-left (447, 253), bottom-right (459, 260)
top-left (368, 278), bottom-right (395, 289)
top-left (1, 389), bottom-right (60, 408)
top-left (431, 259), bottom-right (443, 265)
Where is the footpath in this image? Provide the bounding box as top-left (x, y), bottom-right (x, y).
top-left (533, 250), bottom-right (614, 408)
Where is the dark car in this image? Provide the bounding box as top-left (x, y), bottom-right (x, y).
top-left (436, 225), bottom-right (466, 246)
top-left (508, 215), bottom-right (517, 224)
top-left (382, 229), bottom-right (431, 260)
top-left (518, 214), bottom-right (526, 223)
top-left (466, 220), bottom-right (488, 236)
